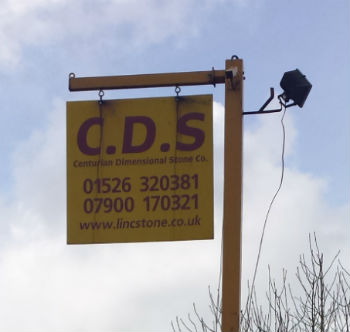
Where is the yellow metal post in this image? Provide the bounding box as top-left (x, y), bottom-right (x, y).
top-left (222, 59), bottom-right (243, 332)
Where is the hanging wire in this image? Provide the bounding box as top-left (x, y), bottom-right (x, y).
top-left (244, 105), bottom-right (288, 321)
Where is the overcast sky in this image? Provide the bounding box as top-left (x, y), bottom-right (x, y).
top-left (0, 0), bottom-right (349, 331)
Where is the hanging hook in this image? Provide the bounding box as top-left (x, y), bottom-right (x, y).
top-left (68, 73), bottom-right (75, 91)
top-left (98, 90), bottom-right (104, 104)
top-left (175, 85), bottom-right (181, 101)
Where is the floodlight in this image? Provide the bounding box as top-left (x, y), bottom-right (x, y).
top-left (280, 69), bottom-right (312, 108)
top-left (244, 68), bottom-right (312, 115)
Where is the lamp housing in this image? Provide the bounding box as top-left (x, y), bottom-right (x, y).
top-left (280, 69), bottom-right (312, 108)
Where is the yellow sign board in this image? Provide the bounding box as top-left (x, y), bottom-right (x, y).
top-left (67, 95), bottom-right (213, 244)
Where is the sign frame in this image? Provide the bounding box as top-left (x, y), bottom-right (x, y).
top-left (68, 59), bottom-right (244, 332)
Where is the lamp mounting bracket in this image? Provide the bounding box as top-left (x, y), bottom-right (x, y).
top-left (243, 87), bottom-right (283, 115)
top-left (243, 87), bottom-right (299, 115)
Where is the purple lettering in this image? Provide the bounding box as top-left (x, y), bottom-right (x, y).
top-left (176, 113), bottom-right (205, 151)
top-left (122, 116), bottom-right (156, 153)
top-left (77, 117), bottom-right (103, 155)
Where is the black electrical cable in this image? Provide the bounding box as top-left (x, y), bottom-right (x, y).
top-left (245, 105), bottom-right (287, 318)
top-left (217, 106), bottom-right (288, 326)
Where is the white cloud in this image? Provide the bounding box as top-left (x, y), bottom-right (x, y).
top-left (10, 99), bottom-right (66, 235)
top-left (0, 100), bottom-right (347, 331)
top-left (0, 0), bottom-right (255, 71)
top-left (241, 113), bottom-right (349, 303)
top-left (0, 0), bottom-right (217, 71)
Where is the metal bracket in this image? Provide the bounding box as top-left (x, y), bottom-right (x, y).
top-left (243, 88), bottom-right (300, 115)
top-left (243, 88), bottom-right (283, 115)
top-left (225, 66), bottom-right (240, 90)
top-left (209, 67), bottom-right (216, 87)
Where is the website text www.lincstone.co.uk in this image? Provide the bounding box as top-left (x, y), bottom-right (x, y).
top-left (79, 215), bottom-right (201, 231)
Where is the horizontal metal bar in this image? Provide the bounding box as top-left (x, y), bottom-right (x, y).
top-left (69, 70), bottom-right (226, 92)
top-left (243, 109), bottom-right (282, 115)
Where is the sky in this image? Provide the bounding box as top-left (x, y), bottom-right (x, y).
top-left (0, 0), bottom-right (349, 331)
